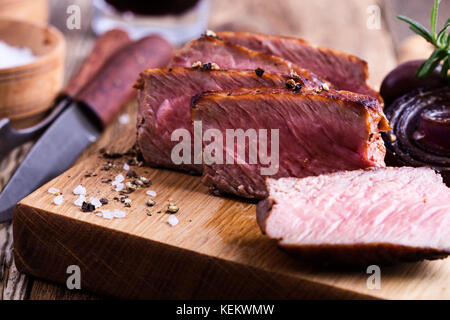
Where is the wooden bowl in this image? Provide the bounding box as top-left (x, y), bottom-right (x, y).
top-left (0, 19), bottom-right (65, 124)
top-left (0, 0), bottom-right (49, 24)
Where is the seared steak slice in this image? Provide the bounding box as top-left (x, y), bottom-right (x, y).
top-left (257, 167), bottom-right (450, 266)
top-left (192, 87), bottom-right (389, 198)
top-left (217, 31), bottom-right (379, 99)
top-left (136, 68), bottom-right (287, 173)
top-left (169, 35), bottom-right (325, 90)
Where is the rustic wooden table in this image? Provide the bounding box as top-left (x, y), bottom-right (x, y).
top-left (0, 0), bottom-right (445, 300)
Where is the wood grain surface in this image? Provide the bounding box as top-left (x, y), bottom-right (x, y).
top-left (13, 123), bottom-right (450, 299)
top-left (0, 0), bottom-right (436, 300)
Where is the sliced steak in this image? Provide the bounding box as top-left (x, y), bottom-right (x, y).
top-left (192, 87), bottom-right (389, 198)
top-left (136, 68), bottom-right (287, 173)
top-left (257, 167), bottom-right (450, 266)
top-left (217, 31), bottom-right (379, 99)
top-left (169, 35), bottom-right (325, 90)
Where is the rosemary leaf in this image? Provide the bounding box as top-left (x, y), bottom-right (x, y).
top-left (417, 49), bottom-right (446, 77)
top-left (397, 15), bottom-right (434, 43)
top-left (431, 0), bottom-right (440, 40)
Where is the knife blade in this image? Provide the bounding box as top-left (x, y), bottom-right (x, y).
top-left (0, 29), bottom-right (131, 162)
top-left (0, 35), bottom-right (173, 222)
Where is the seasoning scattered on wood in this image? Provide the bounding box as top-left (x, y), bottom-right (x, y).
top-left (101, 150), bottom-right (123, 159)
top-left (53, 195), bottom-right (64, 206)
top-left (125, 181), bottom-right (137, 193)
top-left (81, 201), bottom-right (95, 212)
top-left (74, 195), bottom-right (86, 207)
top-left (48, 187), bottom-right (60, 195)
top-left (168, 215), bottom-right (179, 226)
top-left (100, 198), bottom-right (108, 205)
top-left (255, 67), bottom-right (264, 77)
top-left (167, 204), bottom-right (179, 214)
top-left (147, 211), bottom-right (152, 217)
top-left (139, 176), bottom-right (151, 185)
top-left (126, 170), bottom-right (137, 178)
top-left (146, 190), bottom-right (156, 197)
top-left (147, 199), bottom-right (156, 207)
top-left (73, 185), bottom-right (86, 195)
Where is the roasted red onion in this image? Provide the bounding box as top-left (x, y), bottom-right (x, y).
top-left (382, 86), bottom-right (450, 186)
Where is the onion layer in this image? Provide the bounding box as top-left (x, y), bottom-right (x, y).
top-left (382, 86), bottom-right (450, 186)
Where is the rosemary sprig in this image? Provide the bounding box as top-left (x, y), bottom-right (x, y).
top-left (398, 0), bottom-right (450, 81)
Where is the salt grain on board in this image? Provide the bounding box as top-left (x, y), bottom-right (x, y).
top-left (48, 187), bottom-right (60, 195)
top-left (74, 195), bottom-right (86, 207)
top-left (114, 183), bottom-right (124, 192)
top-left (168, 215), bottom-right (179, 226)
top-left (96, 209), bottom-right (126, 220)
top-left (115, 174), bottom-right (124, 183)
top-left (123, 163), bottom-right (130, 171)
top-left (53, 195), bottom-right (64, 206)
top-left (73, 185), bottom-right (86, 195)
top-left (146, 190), bottom-right (157, 197)
top-left (90, 197), bottom-right (102, 209)
top-left (0, 41), bottom-right (36, 69)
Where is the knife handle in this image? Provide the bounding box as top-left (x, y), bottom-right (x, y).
top-left (63, 29), bottom-right (132, 98)
top-left (76, 35), bottom-right (173, 128)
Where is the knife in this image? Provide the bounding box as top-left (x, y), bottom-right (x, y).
top-left (0, 35), bottom-right (173, 222)
top-left (0, 29), bottom-right (131, 163)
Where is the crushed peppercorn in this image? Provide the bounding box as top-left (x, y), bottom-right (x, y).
top-left (255, 68), bottom-right (264, 77)
top-left (201, 62), bottom-right (212, 70)
top-left (126, 170), bottom-right (137, 178)
top-left (81, 201), bottom-right (95, 212)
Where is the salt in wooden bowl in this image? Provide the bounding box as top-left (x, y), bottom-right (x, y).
top-left (0, 19), bottom-right (65, 127)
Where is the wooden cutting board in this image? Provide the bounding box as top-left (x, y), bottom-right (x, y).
top-left (11, 100), bottom-right (450, 300)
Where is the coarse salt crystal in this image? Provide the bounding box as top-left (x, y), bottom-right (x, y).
top-left (0, 41), bottom-right (36, 69)
top-left (74, 195), bottom-right (86, 207)
top-left (114, 183), bottom-right (124, 192)
top-left (90, 197), bottom-right (102, 209)
top-left (113, 209), bottom-right (126, 218)
top-left (102, 210), bottom-right (114, 220)
top-left (73, 185), bottom-right (86, 195)
top-left (115, 174), bottom-right (124, 183)
top-left (48, 187), bottom-right (60, 195)
top-left (123, 163), bottom-right (130, 171)
top-left (118, 114), bottom-right (130, 124)
top-left (146, 190), bottom-right (157, 197)
top-left (168, 215), bottom-right (179, 226)
top-left (124, 199), bottom-right (131, 204)
top-left (53, 195), bottom-right (64, 206)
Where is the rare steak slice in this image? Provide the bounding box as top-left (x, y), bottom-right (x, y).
top-left (192, 87), bottom-right (389, 198)
top-left (135, 68), bottom-right (287, 173)
top-left (169, 35), bottom-right (325, 90)
top-left (217, 31), bottom-right (379, 100)
top-left (257, 167), bottom-right (450, 266)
